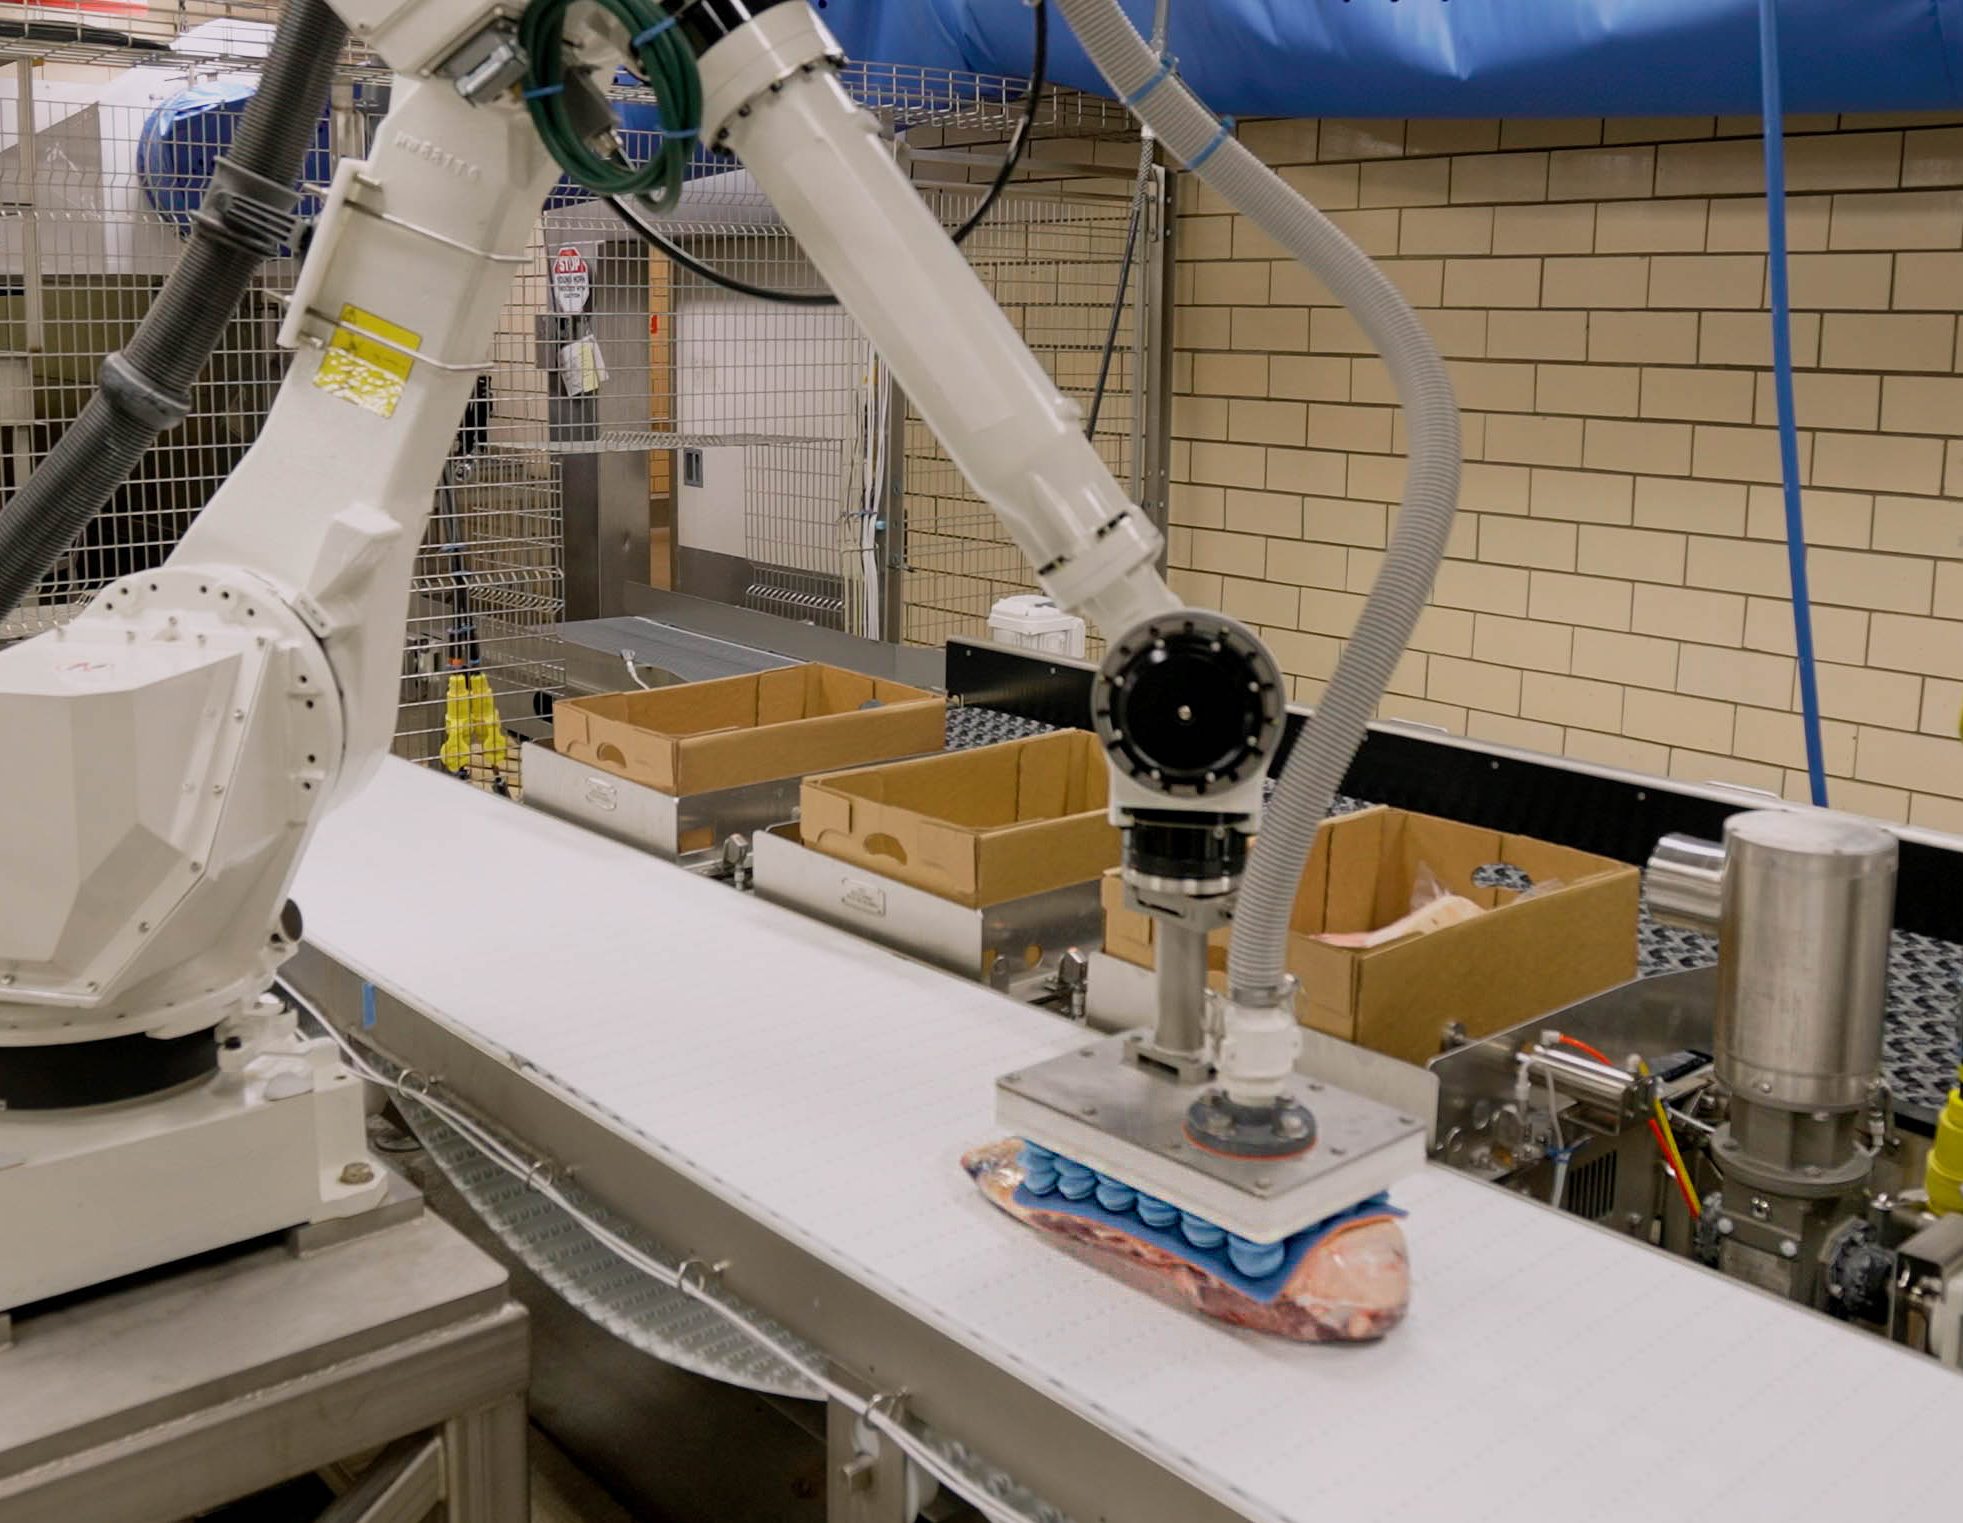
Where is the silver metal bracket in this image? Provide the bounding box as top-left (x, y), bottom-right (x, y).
top-left (442, 21), bottom-right (528, 104)
top-left (997, 1033), bottom-right (1426, 1244)
top-left (828, 1394), bottom-right (919, 1523)
top-left (286, 1167), bottom-right (426, 1258)
top-left (1125, 1027), bottom-right (1212, 1085)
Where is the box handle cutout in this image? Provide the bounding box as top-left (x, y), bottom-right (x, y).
top-left (1473, 862), bottom-right (1535, 893)
top-left (596, 742), bottom-right (627, 767)
top-left (863, 832), bottom-right (909, 865)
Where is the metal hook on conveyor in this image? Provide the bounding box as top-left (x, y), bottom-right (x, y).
top-left (675, 1256), bottom-right (728, 1294)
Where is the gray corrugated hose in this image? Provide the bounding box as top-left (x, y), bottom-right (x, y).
top-left (0, 0), bottom-right (347, 617)
top-left (1054, 0), bottom-right (1462, 1005)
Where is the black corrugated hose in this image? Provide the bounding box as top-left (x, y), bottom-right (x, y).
top-left (0, 0), bottom-right (348, 618)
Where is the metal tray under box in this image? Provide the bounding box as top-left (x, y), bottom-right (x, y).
top-left (519, 739), bottom-right (803, 868)
top-left (751, 824), bottom-right (1103, 998)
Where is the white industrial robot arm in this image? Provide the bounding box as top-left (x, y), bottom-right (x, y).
top-left (0, 0), bottom-right (1279, 1045)
top-left (0, 0), bottom-right (1424, 1310)
top-left (700, 10), bottom-right (1177, 643)
top-left (0, 12), bottom-right (559, 1046)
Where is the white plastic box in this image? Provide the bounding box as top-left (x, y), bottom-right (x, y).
top-left (987, 594), bottom-right (1086, 659)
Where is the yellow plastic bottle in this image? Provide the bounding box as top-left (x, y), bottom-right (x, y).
top-left (440, 671), bottom-right (472, 776)
top-left (468, 671), bottom-right (508, 774)
top-left (1929, 1068), bottom-right (1963, 1215)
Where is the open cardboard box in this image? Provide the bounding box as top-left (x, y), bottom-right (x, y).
top-left (801, 730), bottom-right (1121, 908)
top-left (553, 664), bottom-right (945, 797)
top-left (1104, 805), bottom-right (1640, 1065)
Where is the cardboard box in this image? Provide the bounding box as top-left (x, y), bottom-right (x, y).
top-left (554, 664), bottom-right (944, 797)
top-left (1104, 806), bottom-right (1640, 1065)
top-left (801, 730), bottom-right (1121, 908)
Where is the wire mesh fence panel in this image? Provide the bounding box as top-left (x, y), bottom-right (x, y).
top-left (584, 68), bottom-right (1145, 649)
top-left (901, 179), bottom-right (1148, 654)
top-left (0, 26), bottom-right (1150, 778)
top-left (0, 48), bottom-right (565, 788)
top-left (0, 81), bottom-right (301, 639)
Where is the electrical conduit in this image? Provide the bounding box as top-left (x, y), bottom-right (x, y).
top-left (1759, 0), bottom-right (1830, 807)
top-left (1053, 0), bottom-right (1462, 1004)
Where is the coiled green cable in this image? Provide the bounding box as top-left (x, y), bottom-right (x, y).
top-left (519, 0), bottom-right (700, 210)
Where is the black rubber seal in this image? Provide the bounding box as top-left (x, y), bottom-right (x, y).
top-left (0, 1027), bottom-right (218, 1110)
top-left (1125, 811), bottom-right (1247, 883)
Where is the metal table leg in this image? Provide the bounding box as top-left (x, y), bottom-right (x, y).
top-left (444, 1395), bottom-right (531, 1523)
top-left (318, 1435), bottom-right (444, 1523)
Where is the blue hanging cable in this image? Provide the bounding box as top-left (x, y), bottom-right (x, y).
top-left (1758, 0), bottom-right (1830, 808)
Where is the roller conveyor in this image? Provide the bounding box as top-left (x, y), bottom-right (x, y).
top-left (293, 760), bottom-right (1960, 1523)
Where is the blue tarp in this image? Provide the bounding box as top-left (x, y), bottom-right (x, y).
top-left (820, 0), bottom-right (1963, 118)
top-left (139, 76), bottom-right (676, 222)
top-left (139, 83), bottom-right (332, 238)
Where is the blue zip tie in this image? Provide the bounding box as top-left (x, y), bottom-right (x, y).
top-left (1758, 0), bottom-right (1829, 808)
top-left (360, 980), bottom-right (377, 1030)
top-left (1123, 54), bottom-right (1175, 107)
top-left (522, 82), bottom-right (563, 100)
top-left (1186, 117), bottom-right (1235, 171)
top-left (631, 14), bottom-right (680, 48)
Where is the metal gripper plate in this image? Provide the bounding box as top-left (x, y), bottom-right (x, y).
top-left (995, 1034), bottom-right (1427, 1244)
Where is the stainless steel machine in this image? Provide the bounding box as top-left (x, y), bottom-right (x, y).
top-left (1433, 808), bottom-right (1963, 1366)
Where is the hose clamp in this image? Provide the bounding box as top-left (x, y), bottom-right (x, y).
top-left (98, 350), bottom-right (191, 431)
top-left (195, 155), bottom-right (303, 259)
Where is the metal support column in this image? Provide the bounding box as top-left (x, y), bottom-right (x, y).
top-left (317, 1435), bottom-right (444, 1523)
top-left (1153, 918), bottom-right (1209, 1060)
top-left (878, 368), bottom-right (908, 645)
top-left (443, 1395), bottom-right (532, 1523)
top-left (14, 60), bottom-right (42, 362)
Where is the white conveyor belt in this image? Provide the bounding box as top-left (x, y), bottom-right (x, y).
top-left (297, 761), bottom-right (1959, 1523)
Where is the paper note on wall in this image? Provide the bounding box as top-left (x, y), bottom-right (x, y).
top-left (560, 335), bottom-right (609, 397)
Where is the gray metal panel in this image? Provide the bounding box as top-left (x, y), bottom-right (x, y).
top-left (752, 827), bottom-right (1105, 994)
top-left (0, 1215), bottom-right (527, 1523)
top-left (620, 584), bottom-right (946, 688)
top-left (556, 614), bottom-right (799, 684)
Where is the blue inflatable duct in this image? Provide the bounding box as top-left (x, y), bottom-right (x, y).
top-left (819, 0), bottom-right (1963, 118)
top-left (139, 76), bottom-right (675, 224)
top-left (138, 83), bottom-right (334, 238)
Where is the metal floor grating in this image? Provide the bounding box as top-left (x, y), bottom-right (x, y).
top-left (398, 1093), bottom-right (825, 1400)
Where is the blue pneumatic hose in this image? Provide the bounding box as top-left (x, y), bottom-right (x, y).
top-left (1759, 0), bottom-right (1830, 808)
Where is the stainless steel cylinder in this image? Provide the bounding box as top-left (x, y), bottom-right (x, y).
top-left (1521, 1044), bottom-right (1637, 1110)
top-left (1646, 832), bottom-right (1726, 932)
top-left (1154, 920), bottom-right (1210, 1059)
top-left (1715, 811), bottom-right (1896, 1113)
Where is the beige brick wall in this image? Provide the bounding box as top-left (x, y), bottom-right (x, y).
top-left (1170, 114), bottom-right (1963, 833)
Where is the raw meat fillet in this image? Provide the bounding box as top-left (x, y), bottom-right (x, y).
top-left (962, 1138), bottom-right (1410, 1342)
top-left (1313, 893), bottom-right (1483, 948)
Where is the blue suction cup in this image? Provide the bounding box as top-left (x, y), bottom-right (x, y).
top-left (1227, 1235), bottom-right (1287, 1278)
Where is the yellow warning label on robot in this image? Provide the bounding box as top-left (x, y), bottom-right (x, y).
top-left (314, 303), bottom-right (419, 417)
